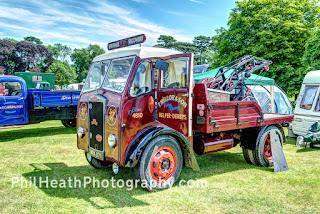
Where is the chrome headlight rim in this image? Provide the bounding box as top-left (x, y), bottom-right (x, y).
top-left (77, 126), bottom-right (86, 138)
top-left (108, 134), bottom-right (117, 148)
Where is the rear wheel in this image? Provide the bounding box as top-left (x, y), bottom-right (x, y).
top-left (134, 135), bottom-right (182, 190)
top-left (242, 148), bottom-right (257, 165)
top-left (254, 126), bottom-right (283, 167)
top-left (61, 119), bottom-right (76, 128)
top-left (85, 151), bottom-right (112, 169)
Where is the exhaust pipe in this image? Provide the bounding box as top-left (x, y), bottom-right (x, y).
top-left (194, 136), bottom-right (234, 155)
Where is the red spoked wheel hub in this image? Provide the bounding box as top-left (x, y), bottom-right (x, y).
top-left (150, 146), bottom-right (177, 182)
top-left (264, 135), bottom-right (272, 161)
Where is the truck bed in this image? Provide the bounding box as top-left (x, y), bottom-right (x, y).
top-left (193, 83), bottom-right (293, 133)
top-left (27, 89), bottom-right (80, 108)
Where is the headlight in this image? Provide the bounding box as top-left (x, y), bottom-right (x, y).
top-left (77, 126), bottom-right (86, 138)
top-left (296, 135), bottom-right (304, 147)
top-left (108, 134), bottom-right (117, 148)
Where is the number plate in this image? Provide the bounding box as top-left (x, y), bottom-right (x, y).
top-left (89, 148), bottom-right (105, 161)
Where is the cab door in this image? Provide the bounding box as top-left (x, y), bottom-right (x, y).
top-left (121, 60), bottom-right (155, 159)
top-left (156, 53), bottom-right (193, 139)
top-left (0, 79), bottom-right (28, 126)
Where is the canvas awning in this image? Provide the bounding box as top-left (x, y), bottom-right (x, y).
top-left (193, 67), bottom-right (275, 86)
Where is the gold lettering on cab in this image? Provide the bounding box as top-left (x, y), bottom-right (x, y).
top-left (132, 113), bottom-right (143, 118)
top-left (159, 112), bottom-right (187, 120)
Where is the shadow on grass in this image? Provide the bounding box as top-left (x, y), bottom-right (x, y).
top-left (180, 150), bottom-right (273, 181)
top-left (296, 148), bottom-right (320, 153)
top-left (285, 137), bottom-right (320, 153)
top-left (22, 149), bottom-right (272, 208)
top-left (0, 126), bottom-right (75, 143)
top-left (23, 162), bottom-right (149, 209)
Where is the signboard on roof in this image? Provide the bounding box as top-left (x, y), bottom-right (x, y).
top-left (107, 34), bottom-right (146, 50)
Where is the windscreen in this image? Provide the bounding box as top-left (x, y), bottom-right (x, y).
top-left (0, 81), bottom-right (22, 96)
top-left (103, 57), bottom-right (135, 92)
top-left (83, 61), bottom-right (110, 91)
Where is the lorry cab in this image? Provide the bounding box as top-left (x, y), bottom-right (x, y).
top-left (0, 76), bottom-right (28, 126)
top-left (292, 70), bottom-right (320, 135)
top-left (35, 81), bottom-right (51, 90)
top-left (77, 47), bottom-right (195, 171)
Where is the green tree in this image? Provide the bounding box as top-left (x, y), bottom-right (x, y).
top-left (46, 61), bottom-right (77, 86)
top-left (193, 36), bottom-right (213, 64)
top-left (48, 43), bottom-right (72, 61)
top-left (24, 36), bottom-right (43, 45)
top-left (2, 37), bottom-right (18, 43)
top-left (302, 29), bottom-right (320, 72)
top-left (71, 44), bottom-right (105, 82)
top-left (154, 35), bottom-right (177, 48)
top-left (213, 0), bottom-right (320, 97)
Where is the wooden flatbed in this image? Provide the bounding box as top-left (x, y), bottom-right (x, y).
top-left (193, 83), bottom-right (293, 133)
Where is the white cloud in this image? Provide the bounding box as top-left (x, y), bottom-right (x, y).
top-left (189, 0), bottom-right (205, 4)
top-left (0, 0), bottom-right (194, 48)
top-left (131, 0), bottom-right (148, 3)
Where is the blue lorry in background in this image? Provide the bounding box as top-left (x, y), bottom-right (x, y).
top-left (0, 75), bottom-right (80, 128)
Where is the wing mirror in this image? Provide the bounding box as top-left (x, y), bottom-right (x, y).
top-left (154, 59), bottom-right (169, 72)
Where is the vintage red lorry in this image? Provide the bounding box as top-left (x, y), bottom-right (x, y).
top-left (76, 37), bottom-right (293, 190)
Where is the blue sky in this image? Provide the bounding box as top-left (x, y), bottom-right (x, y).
top-left (0, 0), bottom-right (237, 49)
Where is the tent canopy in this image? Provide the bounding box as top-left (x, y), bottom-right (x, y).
top-left (193, 67), bottom-right (275, 86)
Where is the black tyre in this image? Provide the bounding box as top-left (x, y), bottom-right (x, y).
top-left (253, 126), bottom-right (284, 167)
top-left (61, 119), bottom-right (76, 128)
top-left (85, 152), bottom-right (112, 169)
top-left (134, 135), bottom-right (183, 190)
top-left (242, 148), bottom-right (257, 165)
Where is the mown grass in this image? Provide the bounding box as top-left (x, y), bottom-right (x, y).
top-left (0, 121), bottom-right (319, 213)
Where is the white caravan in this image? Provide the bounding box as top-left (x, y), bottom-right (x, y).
top-left (292, 70), bottom-right (320, 136)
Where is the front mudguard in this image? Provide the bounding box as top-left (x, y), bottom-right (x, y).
top-left (123, 126), bottom-right (200, 171)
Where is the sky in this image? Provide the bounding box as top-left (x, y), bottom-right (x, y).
top-left (0, 0), bottom-right (237, 49)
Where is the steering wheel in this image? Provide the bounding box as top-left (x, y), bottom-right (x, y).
top-left (167, 82), bottom-right (180, 88)
top-left (136, 87), bottom-right (149, 95)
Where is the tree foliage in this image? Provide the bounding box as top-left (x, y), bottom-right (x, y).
top-left (154, 35), bottom-right (214, 65)
top-left (302, 29), bottom-right (320, 72)
top-left (48, 43), bottom-right (72, 61)
top-left (0, 40), bottom-right (15, 74)
top-left (193, 36), bottom-right (213, 64)
top-left (2, 38), bottom-right (18, 43)
top-left (71, 44), bottom-right (105, 82)
top-left (213, 0), bottom-right (320, 97)
top-left (154, 35), bottom-right (177, 49)
top-left (46, 61), bottom-right (76, 86)
top-left (0, 38), bottom-right (53, 74)
top-left (24, 36), bottom-right (43, 45)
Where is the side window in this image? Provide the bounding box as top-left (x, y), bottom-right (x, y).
top-left (161, 58), bottom-right (188, 88)
top-left (314, 94), bottom-right (320, 111)
top-left (129, 61), bottom-right (152, 97)
top-left (0, 82), bottom-right (22, 96)
top-left (300, 86), bottom-right (318, 110)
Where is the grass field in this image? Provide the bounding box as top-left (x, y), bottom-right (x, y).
top-left (0, 121), bottom-right (319, 213)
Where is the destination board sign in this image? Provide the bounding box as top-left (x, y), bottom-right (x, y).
top-left (107, 34), bottom-right (146, 50)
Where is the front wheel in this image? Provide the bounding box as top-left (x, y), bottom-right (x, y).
top-left (134, 135), bottom-right (183, 191)
top-left (61, 119), bottom-right (76, 128)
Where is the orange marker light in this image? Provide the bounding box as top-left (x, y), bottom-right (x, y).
top-left (149, 96), bottom-right (154, 113)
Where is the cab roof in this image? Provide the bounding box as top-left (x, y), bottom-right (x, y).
top-left (303, 70), bottom-right (320, 84)
top-left (92, 47), bottom-right (183, 62)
